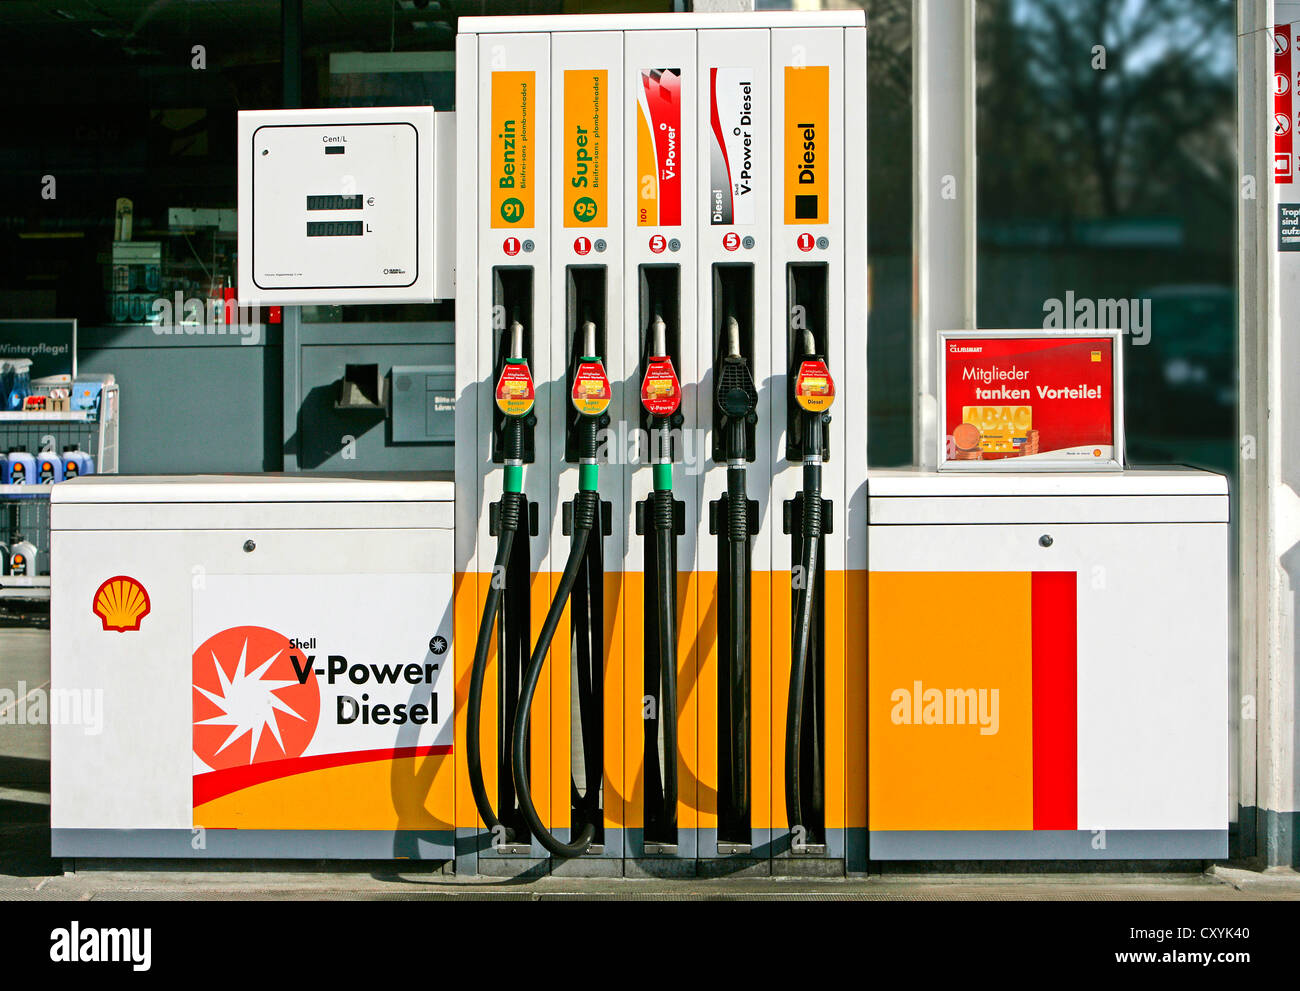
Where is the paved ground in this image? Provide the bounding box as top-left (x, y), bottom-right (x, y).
top-left (4, 624), bottom-right (1298, 901)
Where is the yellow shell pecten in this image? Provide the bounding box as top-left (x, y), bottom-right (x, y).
top-left (93, 576), bottom-right (151, 633)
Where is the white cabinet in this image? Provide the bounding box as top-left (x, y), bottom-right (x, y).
top-left (50, 474), bottom-right (456, 860)
top-left (867, 469), bottom-right (1229, 860)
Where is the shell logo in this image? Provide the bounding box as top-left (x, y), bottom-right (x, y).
top-left (92, 576), bottom-right (152, 633)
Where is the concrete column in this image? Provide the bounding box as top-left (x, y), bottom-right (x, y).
top-left (1246, 0), bottom-right (1300, 866)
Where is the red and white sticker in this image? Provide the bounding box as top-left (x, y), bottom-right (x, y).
top-left (722, 232), bottom-right (741, 251)
top-left (503, 237), bottom-right (521, 256)
top-left (571, 360), bottom-right (612, 417)
top-left (574, 236), bottom-right (591, 256)
top-left (793, 358), bottom-right (835, 413)
top-left (649, 234), bottom-right (667, 254)
top-left (495, 361), bottom-right (535, 417)
top-left (1278, 27), bottom-right (1294, 184)
top-left (640, 357), bottom-right (681, 417)
top-left (797, 232), bottom-right (815, 252)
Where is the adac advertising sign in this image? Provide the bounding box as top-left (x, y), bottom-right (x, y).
top-left (191, 573), bottom-right (452, 830)
top-left (940, 332), bottom-right (1121, 470)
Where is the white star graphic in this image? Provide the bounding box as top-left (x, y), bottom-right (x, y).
top-left (195, 638), bottom-right (306, 760)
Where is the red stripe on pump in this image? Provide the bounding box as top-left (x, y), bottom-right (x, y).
top-left (1031, 571), bottom-right (1077, 830)
top-left (193, 744), bottom-right (453, 807)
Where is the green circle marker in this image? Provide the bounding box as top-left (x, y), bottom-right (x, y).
top-left (500, 197), bottom-right (525, 223)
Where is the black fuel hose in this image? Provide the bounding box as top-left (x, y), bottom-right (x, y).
top-left (512, 486), bottom-right (600, 858)
top-left (653, 484), bottom-right (678, 831)
top-left (786, 416), bottom-right (825, 831)
top-left (467, 486), bottom-right (521, 843)
top-left (725, 419), bottom-right (751, 817)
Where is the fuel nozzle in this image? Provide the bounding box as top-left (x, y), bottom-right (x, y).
top-left (571, 321), bottom-right (611, 423)
top-left (641, 315), bottom-right (681, 430)
top-left (792, 329), bottom-right (834, 461)
top-left (717, 317), bottom-right (758, 462)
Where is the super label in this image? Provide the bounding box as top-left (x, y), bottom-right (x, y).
top-left (564, 70), bottom-right (606, 227)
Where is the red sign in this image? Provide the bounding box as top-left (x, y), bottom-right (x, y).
top-left (574, 236), bottom-right (591, 256)
top-left (571, 360), bottom-right (611, 416)
top-left (494, 361), bottom-right (535, 417)
top-left (793, 358), bottom-right (835, 413)
top-left (649, 234), bottom-right (667, 254)
top-left (1278, 27), bottom-right (1294, 184)
top-left (797, 232), bottom-right (815, 252)
top-left (722, 232), bottom-right (740, 252)
top-left (503, 237), bottom-right (521, 256)
top-left (640, 357), bottom-right (681, 417)
top-left (638, 68), bottom-right (682, 227)
top-left (942, 335), bottom-right (1116, 466)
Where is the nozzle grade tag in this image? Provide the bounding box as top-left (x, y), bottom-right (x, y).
top-left (794, 358), bottom-right (835, 413)
top-left (572, 359), bottom-right (612, 416)
top-left (495, 361), bottom-right (536, 417)
top-left (640, 357), bottom-right (681, 417)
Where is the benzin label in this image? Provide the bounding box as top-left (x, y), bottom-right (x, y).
top-left (491, 70), bottom-right (534, 228)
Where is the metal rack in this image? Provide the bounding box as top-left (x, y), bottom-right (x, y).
top-left (0, 383), bottom-right (119, 600)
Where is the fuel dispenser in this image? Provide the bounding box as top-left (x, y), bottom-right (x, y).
top-left (455, 11), bottom-right (868, 875)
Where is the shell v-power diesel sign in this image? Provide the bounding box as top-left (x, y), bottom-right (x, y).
top-left (49, 10), bottom-right (1228, 875)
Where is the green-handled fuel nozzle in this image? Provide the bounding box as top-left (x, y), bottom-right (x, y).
top-left (468, 320), bottom-right (536, 845)
top-left (640, 314), bottom-right (682, 837)
top-left (511, 319), bottom-right (610, 859)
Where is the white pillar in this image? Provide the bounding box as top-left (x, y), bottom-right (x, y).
top-left (912, 0), bottom-right (977, 467)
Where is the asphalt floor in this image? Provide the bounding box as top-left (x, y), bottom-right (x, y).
top-left (3, 624), bottom-right (1298, 901)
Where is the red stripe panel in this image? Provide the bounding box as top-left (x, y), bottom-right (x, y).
top-left (194, 744), bottom-right (453, 807)
top-left (1031, 571), bottom-right (1077, 830)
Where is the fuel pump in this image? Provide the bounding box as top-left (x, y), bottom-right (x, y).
top-left (512, 321), bottom-right (611, 858)
top-left (467, 321), bottom-right (536, 843)
top-left (715, 315), bottom-right (758, 831)
top-left (785, 331), bottom-right (834, 838)
top-left (640, 316), bottom-right (682, 838)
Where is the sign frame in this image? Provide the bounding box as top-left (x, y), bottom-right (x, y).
top-left (937, 328), bottom-right (1125, 473)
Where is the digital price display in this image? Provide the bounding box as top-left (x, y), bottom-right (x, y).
top-left (306, 195), bottom-right (364, 211)
top-left (306, 221), bottom-right (364, 237)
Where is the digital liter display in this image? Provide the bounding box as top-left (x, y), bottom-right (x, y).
top-left (306, 194), bottom-right (364, 211)
top-left (306, 221), bottom-right (363, 237)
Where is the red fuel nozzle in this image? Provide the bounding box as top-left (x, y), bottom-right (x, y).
top-left (641, 315), bottom-right (681, 418)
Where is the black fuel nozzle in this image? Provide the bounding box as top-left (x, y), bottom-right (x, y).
top-left (716, 316), bottom-right (758, 463)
